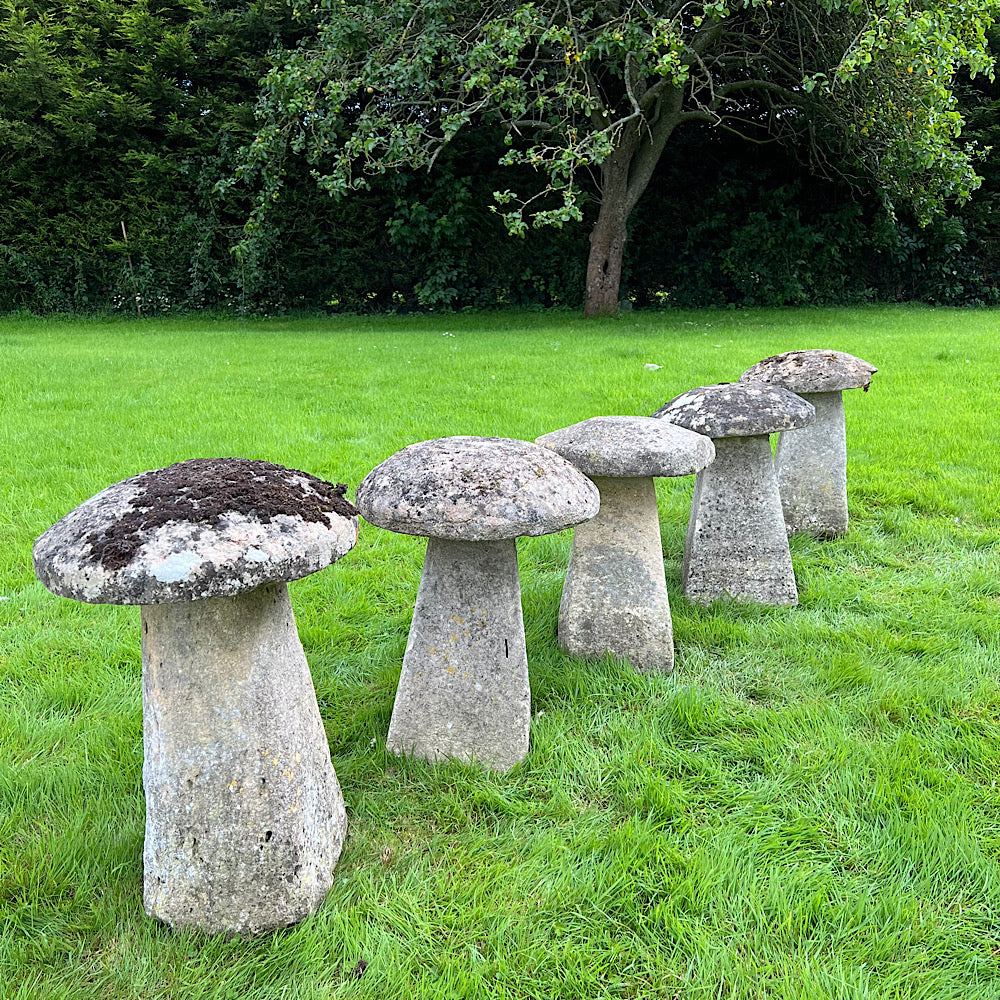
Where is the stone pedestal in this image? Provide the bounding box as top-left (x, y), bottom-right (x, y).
top-left (683, 436), bottom-right (798, 606)
top-left (558, 476), bottom-right (674, 673)
top-left (387, 537), bottom-right (530, 772)
top-left (141, 583), bottom-right (346, 934)
top-left (774, 390), bottom-right (848, 537)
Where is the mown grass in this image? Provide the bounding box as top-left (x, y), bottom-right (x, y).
top-left (1, 305), bottom-right (998, 999)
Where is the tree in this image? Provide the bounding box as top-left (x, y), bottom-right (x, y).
top-left (243, 0), bottom-right (995, 316)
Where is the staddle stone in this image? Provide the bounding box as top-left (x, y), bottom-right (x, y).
top-left (33, 457), bottom-right (359, 934)
top-left (655, 385), bottom-right (813, 605)
top-left (740, 349), bottom-right (877, 536)
top-left (537, 416), bottom-right (714, 671)
top-left (356, 436), bottom-right (599, 771)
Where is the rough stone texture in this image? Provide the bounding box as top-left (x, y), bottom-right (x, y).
top-left (355, 436), bottom-right (599, 541)
top-left (142, 583), bottom-right (346, 934)
top-left (654, 383), bottom-right (814, 438)
top-left (683, 436), bottom-right (798, 606)
top-left (740, 349), bottom-right (877, 393)
top-left (387, 537), bottom-right (530, 772)
top-left (772, 391), bottom-right (849, 537)
top-left (537, 418), bottom-right (714, 673)
top-left (536, 415), bottom-right (715, 478)
top-left (558, 477), bottom-right (675, 672)
top-left (740, 351), bottom-right (876, 539)
top-left (33, 458), bottom-right (359, 605)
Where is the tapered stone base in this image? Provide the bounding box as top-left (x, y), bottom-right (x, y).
top-left (774, 390), bottom-right (848, 538)
top-left (558, 476), bottom-right (673, 673)
top-left (141, 583), bottom-right (346, 935)
top-left (683, 435), bottom-right (798, 606)
top-left (387, 537), bottom-right (530, 772)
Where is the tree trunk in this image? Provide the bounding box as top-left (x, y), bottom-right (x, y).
top-left (581, 91), bottom-right (684, 319)
top-left (584, 192), bottom-right (629, 318)
top-left (584, 143), bottom-right (632, 319)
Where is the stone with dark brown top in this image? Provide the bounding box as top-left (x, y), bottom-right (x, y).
top-left (33, 458), bottom-right (359, 605)
top-left (32, 457), bottom-right (357, 935)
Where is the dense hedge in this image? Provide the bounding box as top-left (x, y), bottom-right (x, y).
top-left (1, 2), bottom-right (997, 315)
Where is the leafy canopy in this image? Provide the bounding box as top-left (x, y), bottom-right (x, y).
top-left (245, 1), bottom-right (996, 234)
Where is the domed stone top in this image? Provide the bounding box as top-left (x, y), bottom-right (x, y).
top-left (740, 349), bottom-right (877, 393)
top-left (653, 383), bottom-right (815, 438)
top-left (33, 458), bottom-right (359, 605)
top-left (355, 436), bottom-right (600, 541)
top-left (536, 415), bottom-right (715, 479)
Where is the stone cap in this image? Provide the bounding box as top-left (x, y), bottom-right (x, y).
top-left (355, 436), bottom-right (599, 541)
top-left (653, 383), bottom-right (815, 438)
top-left (33, 458), bottom-right (359, 605)
top-left (740, 349), bottom-right (877, 392)
top-left (536, 415), bottom-right (715, 479)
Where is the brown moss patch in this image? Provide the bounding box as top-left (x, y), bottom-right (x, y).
top-left (87, 458), bottom-right (357, 571)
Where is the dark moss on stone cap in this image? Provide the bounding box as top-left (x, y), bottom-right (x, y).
top-left (33, 458), bottom-right (359, 605)
top-left (740, 349), bottom-right (877, 393)
top-left (355, 436), bottom-right (600, 541)
top-left (654, 383), bottom-right (815, 438)
top-left (536, 415), bottom-right (715, 478)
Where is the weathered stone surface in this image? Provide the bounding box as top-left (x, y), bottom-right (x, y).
top-left (773, 390), bottom-right (849, 537)
top-left (33, 458), bottom-right (358, 605)
top-left (683, 436), bottom-right (798, 605)
top-left (740, 352), bottom-right (875, 538)
top-left (362, 437), bottom-right (597, 770)
top-left (355, 436), bottom-right (599, 541)
top-left (740, 349), bottom-right (877, 393)
top-left (558, 476), bottom-right (675, 672)
top-left (538, 418), bottom-right (713, 672)
top-left (654, 383), bottom-right (814, 438)
top-left (387, 537), bottom-right (530, 772)
top-left (536, 415), bottom-right (714, 479)
top-left (142, 583), bottom-right (346, 934)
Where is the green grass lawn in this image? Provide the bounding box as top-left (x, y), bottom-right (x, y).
top-left (1, 305), bottom-right (998, 999)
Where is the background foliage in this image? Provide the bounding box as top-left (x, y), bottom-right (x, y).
top-left (0, 2), bottom-right (997, 315)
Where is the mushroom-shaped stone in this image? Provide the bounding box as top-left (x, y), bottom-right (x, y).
top-left (654, 384), bottom-right (815, 606)
top-left (33, 458), bottom-right (359, 935)
top-left (536, 416), bottom-right (714, 673)
top-left (740, 349), bottom-right (877, 537)
top-left (356, 436), bottom-right (598, 772)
